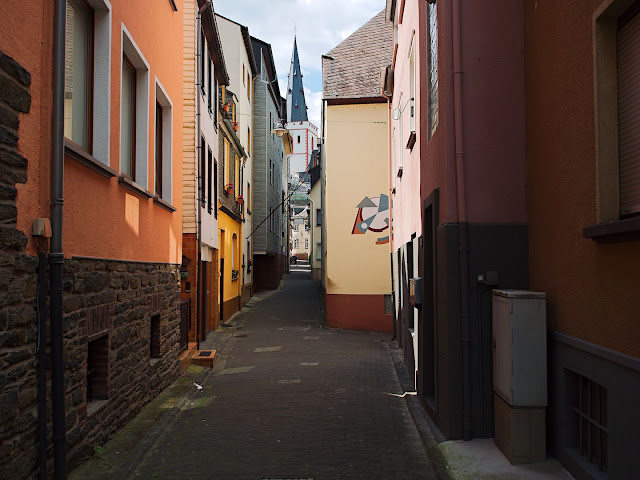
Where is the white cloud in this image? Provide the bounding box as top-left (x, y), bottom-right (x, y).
top-left (214, 0), bottom-right (385, 129)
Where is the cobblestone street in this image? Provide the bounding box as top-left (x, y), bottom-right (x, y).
top-left (86, 266), bottom-right (437, 479)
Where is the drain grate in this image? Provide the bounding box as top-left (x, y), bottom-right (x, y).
top-left (198, 351), bottom-right (213, 357)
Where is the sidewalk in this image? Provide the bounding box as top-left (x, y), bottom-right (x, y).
top-left (389, 346), bottom-right (574, 480)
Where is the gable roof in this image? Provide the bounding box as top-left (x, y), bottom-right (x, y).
top-left (322, 10), bottom-right (392, 100)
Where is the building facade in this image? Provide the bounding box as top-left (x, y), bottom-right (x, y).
top-left (250, 36), bottom-right (285, 291)
top-left (525, 0), bottom-right (639, 477)
top-left (321, 11), bottom-right (393, 332)
top-left (181, 0), bottom-right (229, 351)
top-left (0, 0), bottom-right (184, 476)
top-left (216, 14), bottom-right (256, 308)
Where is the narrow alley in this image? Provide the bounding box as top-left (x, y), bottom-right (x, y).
top-left (72, 265), bottom-right (437, 480)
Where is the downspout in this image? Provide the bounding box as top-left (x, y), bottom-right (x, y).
top-left (452, 0), bottom-right (472, 441)
top-left (38, 252), bottom-right (47, 480)
top-left (50, 0), bottom-right (68, 477)
top-left (381, 87), bottom-right (395, 341)
top-left (195, 8), bottom-right (203, 349)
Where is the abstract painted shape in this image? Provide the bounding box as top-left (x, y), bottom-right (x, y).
top-left (351, 194), bottom-right (390, 244)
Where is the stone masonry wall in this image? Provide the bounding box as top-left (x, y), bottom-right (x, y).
top-left (62, 257), bottom-right (181, 468)
top-left (0, 50), bottom-right (40, 480)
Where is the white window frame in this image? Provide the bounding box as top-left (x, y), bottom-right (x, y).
top-left (154, 77), bottom-right (173, 203)
top-left (120, 24), bottom-right (150, 187)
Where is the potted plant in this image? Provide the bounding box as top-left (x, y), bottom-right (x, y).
top-left (222, 101), bottom-right (230, 112)
top-left (225, 183), bottom-right (234, 195)
top-left (232, 121), bottom-right (239, 132)
top-left (236, 195), bottom-right (244, 205)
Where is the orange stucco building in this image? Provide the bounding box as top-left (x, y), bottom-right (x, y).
top-left (0, 0), bottom-right (184, 477)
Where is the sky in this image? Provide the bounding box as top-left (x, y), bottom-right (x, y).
top-left (214, 0), bottom-right (386, 128)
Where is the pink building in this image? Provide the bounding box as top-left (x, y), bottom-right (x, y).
top-left (387, 0), bottom-right (528, 441)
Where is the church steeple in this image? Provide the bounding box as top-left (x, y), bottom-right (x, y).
top-left (286, 37), bottom-right (308, 123)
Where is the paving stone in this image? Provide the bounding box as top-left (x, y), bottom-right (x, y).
top-left (77, 271), bottom-right (439, 479)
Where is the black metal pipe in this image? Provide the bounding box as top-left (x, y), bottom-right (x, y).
top-left (37, 251), bottom-right (47, 480)
top-left (50, 0), bottom-right (67, 477)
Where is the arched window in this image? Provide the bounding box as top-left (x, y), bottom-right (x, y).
top-left (232, 233), bottom-right (237, 269)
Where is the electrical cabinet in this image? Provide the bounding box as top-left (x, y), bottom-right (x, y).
top-left (492, 289), bottom-right (547, 465)
top-left (492, 289), bottom-right (547, 407)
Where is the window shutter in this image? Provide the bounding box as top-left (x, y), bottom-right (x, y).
top-left (617, 7), bottom-right (640, 216)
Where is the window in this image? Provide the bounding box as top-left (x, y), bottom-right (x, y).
top-left (150, 314), bottom-right (160, 358)
top-left (428, 2), bottom-right (439, 138)
top-left (305, 238), bottom-right (308, 250)
top-left (207, 57), bottom-right (212, 112)
top-left (199, 29), bottom-right (205, 94)
top-left (232, 233), bottom-right (237, 269)
top-left (121, 55), bottom-right (136, 179)
top-left (294, 223), bottom-right (299, 232)
top-left (223, 138), bottom-right (230, 188)
top-left (567, 370), bottom-right (608, 474)
top-left (213, 74), bottom-right (218, 128)
top-left (207, 148), bottom-right (213, 213)
top-left (316, 208), bottom-right (321, 226)
top-left (64, 0), bottom-right (93, 150)
top-left (294, 238), bottom-right (299, 248)
top-left (617, 4), bottom-right (640, 217)
top-left (247, 127), bottom-right (251, 157)
top-left (121, 27), bottom-right (150, 186)
top-left (591, 0), bottom-right (640, 228)
top-left (155, 80), bottom-right (173, 202)
top-left (200, 137), bottom-right (206, 207)
top-left (316, 243), bottom-right (321, 260)
top-left (155, 102), bottom-right (162, 196)
top-left (235, 154), bottom-right (240, 197)
top-left (214, 160), bottom-right (218, 219)
top-left (247, 183), bottom-right (251, 213)
top-left (64, 0), bottom-right (110, 164)
top-left (297, 135), bottom-right (301, 144)
top-left (87, 335), bottom-right (108, 405)
top-left (409, 33), bottom-right (416, 134)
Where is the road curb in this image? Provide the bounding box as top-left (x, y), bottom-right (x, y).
top-left (388, 342), bottom-right (454, 480)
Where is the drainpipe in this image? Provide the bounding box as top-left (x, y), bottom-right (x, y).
top-left (195, 6), bottom-right (204, 349)
top-left (37, 252), bottom-right (47, 480)
top-left (381, 80), bottom-right (394, 341)
top-left (50, 0), bottom-right (67, 477)
top-left (452, 0), bottom-right (472, 441)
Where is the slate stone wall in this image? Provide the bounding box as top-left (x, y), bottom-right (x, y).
top-left (0, 50), bottom-right (183, 478)
top-left (0, 49), bottom-right (40, 480)
top-left (62, 257), bottom-right (181, 468)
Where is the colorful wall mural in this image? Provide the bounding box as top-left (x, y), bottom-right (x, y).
top-left (351, 194), bottom-right (390, 244)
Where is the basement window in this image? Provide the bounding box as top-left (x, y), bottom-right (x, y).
top-left (566, 370), bottom-right (608, 476)
top-left (87, 335), bottom-right (109, 415)
top-left (150, 314), bottom-right (161, 359)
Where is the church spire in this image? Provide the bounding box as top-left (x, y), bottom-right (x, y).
top-left (286, 37), bottom-right (308, 123)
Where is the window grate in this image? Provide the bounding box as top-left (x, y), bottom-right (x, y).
top-left (567, 370), bottom-right (608, 473)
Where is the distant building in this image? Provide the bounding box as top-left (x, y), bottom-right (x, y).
top-left (251, 36), bottom-right (286, 291)
top-left (216, 14), bottom-right (257, 317)
top-left (285, 38), bottom-right (318, 175)
top-left (321, 10), bottom-right (393, 332)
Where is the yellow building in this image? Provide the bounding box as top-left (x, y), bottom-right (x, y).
top-left (321, 12), bottom-right (393, 331)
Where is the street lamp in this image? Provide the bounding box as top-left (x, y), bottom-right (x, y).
top-left (271, 120), bottom-right (288, 137)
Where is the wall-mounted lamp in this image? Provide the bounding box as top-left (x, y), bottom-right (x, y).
top-left (271, 120), bottom-right (289, 137)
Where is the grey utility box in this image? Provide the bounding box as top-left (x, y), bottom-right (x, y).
top-left (492, 289), bottom-right (547, 464)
